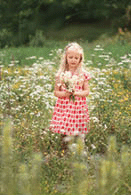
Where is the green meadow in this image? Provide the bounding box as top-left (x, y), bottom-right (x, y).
top-left (0, 32), bottom-right (131, 194)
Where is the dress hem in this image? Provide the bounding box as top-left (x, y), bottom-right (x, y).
top-left (50, 127), bottom-right (90, 136)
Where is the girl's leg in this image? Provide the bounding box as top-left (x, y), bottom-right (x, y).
top-left (61, 134), bottom-right (68, 151)
top-left (80, 134), bottom-right (85, 143)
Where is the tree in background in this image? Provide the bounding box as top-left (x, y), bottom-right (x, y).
top-left (0, 0), bottom-right (131, 47)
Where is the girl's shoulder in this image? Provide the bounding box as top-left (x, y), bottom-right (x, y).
top-left (81, 70), bottom-right (91, 81)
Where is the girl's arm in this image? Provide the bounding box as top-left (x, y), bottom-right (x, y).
top-left (74, 80), bottom-right (89, 97)
top-left (54, 76), bottom-right (72, 98)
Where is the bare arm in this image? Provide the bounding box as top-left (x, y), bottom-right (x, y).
top-left (74, 80), bottom-right (89, 97)
top-left (54, 76), bottom-right (72, 98)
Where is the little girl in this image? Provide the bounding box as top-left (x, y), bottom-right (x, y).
top-left (50, 42), bottom-right (91, 139)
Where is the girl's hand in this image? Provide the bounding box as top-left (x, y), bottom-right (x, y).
top-left (64, 90), bottom-right (73, 98)
top-left (74, 89), bottom-right (89, 97)
top-left (74, 91), bottom-right (80, 96)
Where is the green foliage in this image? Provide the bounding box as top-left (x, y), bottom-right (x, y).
top-left (0, 29), bottom-right (13, 48)
top-left (0, 0), bottom-right (131, 47)
top-left (1, 121), bottom-right (131, 194)
top-left (97, 137), bottom-right (131, 195)
top-left (0, 42), bottom-right (65, 66)
top-left (29, 30), bottom-right (46, 47)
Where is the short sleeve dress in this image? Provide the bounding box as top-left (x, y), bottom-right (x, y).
top-left (50, 72), bottom-right (91, 136)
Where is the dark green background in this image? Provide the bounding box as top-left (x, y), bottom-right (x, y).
top-left (0, 0), bottom-right (131, 47)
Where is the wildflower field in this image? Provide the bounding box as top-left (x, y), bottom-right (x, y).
top-left (0, 40), bottom-right (131, 195)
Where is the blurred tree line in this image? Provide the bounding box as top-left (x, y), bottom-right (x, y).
top-left (0, 0), bottom-right (131, 47)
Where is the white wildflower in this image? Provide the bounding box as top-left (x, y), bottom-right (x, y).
top-left (91, 144), bottom-right (96, 150)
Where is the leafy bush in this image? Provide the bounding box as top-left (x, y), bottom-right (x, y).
top-left (29, 30), bottom-right (46, 47)
top-left (0, 29), bottom-right (13, 48)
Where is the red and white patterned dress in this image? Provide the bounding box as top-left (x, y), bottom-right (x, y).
top-left (50, 72), bottom-right (91, 135)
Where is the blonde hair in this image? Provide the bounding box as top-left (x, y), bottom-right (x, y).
top-left (56, 42), bottom-right (84, 76)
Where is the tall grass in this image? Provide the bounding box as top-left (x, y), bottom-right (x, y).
top-left (0, 34), bottom-right (131, 67)
top-left (1, 121), bottom-right (131, 195)
top-left (0, 41), bottom-right (66, 67)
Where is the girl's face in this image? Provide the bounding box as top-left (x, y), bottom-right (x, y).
top-left (66, 49), bottom-right (81, 70)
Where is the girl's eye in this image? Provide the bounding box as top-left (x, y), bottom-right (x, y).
top-left (69, 56), bottom-right (73, 59)
top-left (75, 57), bottom-right (78, 60)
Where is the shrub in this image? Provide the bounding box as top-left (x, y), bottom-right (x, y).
top-left (29, 30), bottom-right (46, 47)
top-left (0, 29), bottom-right (13, 48)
